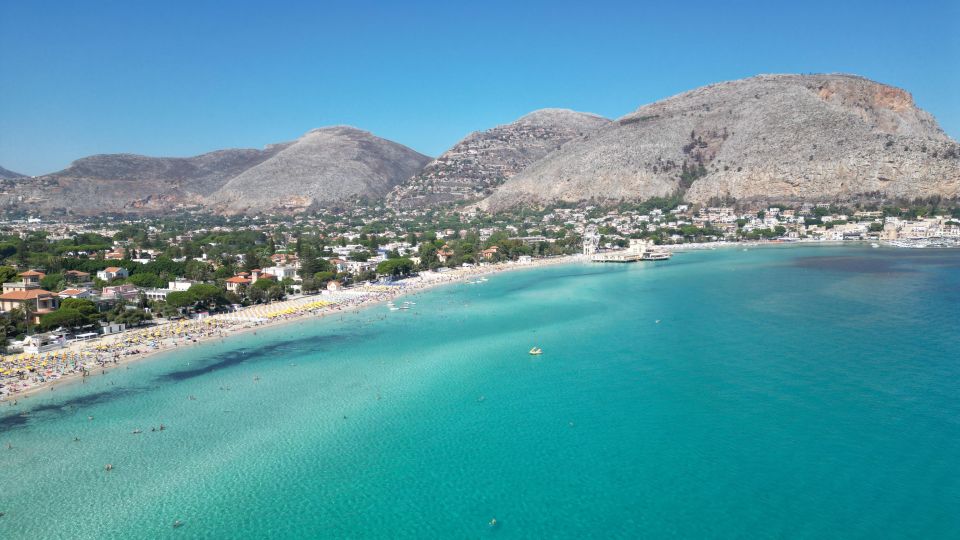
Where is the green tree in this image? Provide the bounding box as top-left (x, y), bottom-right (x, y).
top-left (165, 291), bottom-right (196, 309)
top-left (243, 250), bottom-right (261, 272)
top-left (59, 298), bottom-right (98, 318)
top-left (0, 266), bottom-right (18, 284)
top-left (187, 283), bottom-right (225, 308)
top-left (128, 273), bottom-right (166, 288)
top-left (114, 308), bottom-right (152, 327)
top-left (376, 258), bottom-right (414, 278)
top-left (40, 273), bottom-right (65, 291)
top-left (313, 271), bottom-right (336, 285)
top-left (39, 309), bottom-right (86, 331)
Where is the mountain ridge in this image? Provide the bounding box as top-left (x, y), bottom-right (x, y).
top-left (0, 128), bottom-right (429, 215)
top-left (0, 166), bottom-right (27, 180)
top-left (482, 73), bottom-right (959, 210)
top-left (2, 73), bottom-right (957, 216)
top-left (387, 108), bottom-right (610, 208)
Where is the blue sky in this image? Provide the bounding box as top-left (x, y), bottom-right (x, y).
top-left (1, 0), bottom-right (958, 175)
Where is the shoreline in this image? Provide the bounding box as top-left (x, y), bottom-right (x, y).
top-left (7, 238), bottom-right (931, 402)
top-left (1, 254), bottom-right (585, 402)
top-left (4, 237), bottom-right (948, 404)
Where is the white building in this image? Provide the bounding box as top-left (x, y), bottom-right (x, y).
top-left (263, 265), bottom-right (299, 281)
top-left (168, 279), bottom-right (195, 291)
top-left (58, 288), bottom-right (93, 299)
top-left (96, 266), bottom-right (129, 281)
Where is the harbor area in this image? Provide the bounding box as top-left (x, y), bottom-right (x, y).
top-left (590, 239), bottom-right (672, 262)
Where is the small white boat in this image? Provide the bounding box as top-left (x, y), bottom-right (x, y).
top-left (871, 243), bottom-right (880, 248)
top-left (528, 347), bottom-right (542, 356)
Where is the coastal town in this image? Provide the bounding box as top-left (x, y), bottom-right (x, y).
top-left (1, 198), bottom-right (958, 397)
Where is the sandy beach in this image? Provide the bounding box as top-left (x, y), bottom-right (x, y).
top-left (1, 255), bottom-right (583, 401)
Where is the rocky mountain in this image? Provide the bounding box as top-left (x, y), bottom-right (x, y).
top-left (0, 166), bottom-right (26, 180)
top-left (483, 74), bottom-right (960, 210)
top-left (388, 109), bottom-right (609, 208)
top-left (210, 126), bottom-right (430, 214)
top-left (3, 147), bottom-right (287, 214)
top-left (1, 128), bottom-right (429, 215)
top-left (5, 74), bottom-right (958, 216)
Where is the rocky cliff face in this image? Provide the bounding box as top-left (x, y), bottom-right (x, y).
top-left (5, 74), bottom-right (958, 216)
top-left (208, 127), bottom-right (431, 213)
top-left (1, 128), bottom-right (429, 215)
top-left (388, 109), bottom-right (609, 208)
top-left (483, 74), bottom-right (960, 210)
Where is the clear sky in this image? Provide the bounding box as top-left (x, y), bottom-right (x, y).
top-left (1, 0), bottom-right (958, 175)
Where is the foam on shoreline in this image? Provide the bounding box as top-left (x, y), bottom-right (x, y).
top-left (1, 255), bottom-right (584, 400)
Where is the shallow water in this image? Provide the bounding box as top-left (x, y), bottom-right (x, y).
top-left (1, 245), bottom-right (958, 538)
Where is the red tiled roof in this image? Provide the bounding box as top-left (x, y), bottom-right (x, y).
top-left (225, 277), bottom-right (252, 284)
top-left (103, 267), bottom-right (123, 272)
top-left (0, 289), bottom-right (54, 300)
top-left (58, 289), bottom-right (85, 296)
top-left (19, 270), bottom-right (46, 277)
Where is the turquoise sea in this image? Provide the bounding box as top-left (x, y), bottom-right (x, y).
top-left (1, 245), bottom-right (958, 539)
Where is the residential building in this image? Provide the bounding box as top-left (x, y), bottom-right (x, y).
top-left (96, 267), bottom-right (129, 281)
top-left (18, 270), bottom-right (45, 286)
top-left (64, 270), bottom-right (91, 283)
top-left (264, 264), bottom-right (299, 281)
top-left (225, 276), bottom-right (252, 293)
top-left (100, 284), bottom-right (139, 301)
top-left (0, 288), bottom-right (59, 323)
top-left (168, 279), bottom-right (195, 292)
top-left (58, 288), bottom-right (94, 299)
top-left (250, 269), bottom-right (276, 284)
top-left (481, 246), bottom-right (499, 260)
top-left (437, 246), bottom-right (454, 263)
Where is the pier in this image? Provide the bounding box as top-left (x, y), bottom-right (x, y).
top-left (590, 239), bottom-right (672, 263)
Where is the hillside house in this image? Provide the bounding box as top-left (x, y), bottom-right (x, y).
top-left (64, 270), bottom-right (91, 283)
top-left (0, 289), bottom-right (59, 323)
top-left (437, 246), bottom-right (455, 263)
top-left (58, 288), bottom-right (94, 299)
top-left (96, 267), bottom-right (129, 281)
top-left (100, 284), bottom-right (139, 301)
top-left (225, 275), bottom-right (252, 293)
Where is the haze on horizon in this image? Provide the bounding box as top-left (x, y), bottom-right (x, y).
top-left (1, 0), bottom-right (958, 176)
